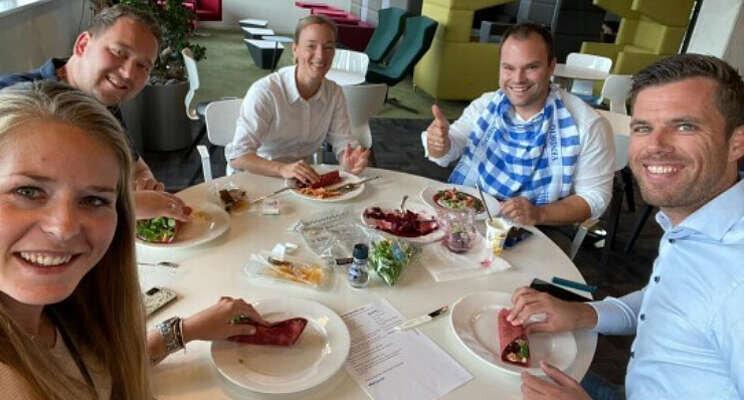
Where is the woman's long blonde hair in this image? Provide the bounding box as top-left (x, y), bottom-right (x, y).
top-left (0, 81), bottom-right (151, 399)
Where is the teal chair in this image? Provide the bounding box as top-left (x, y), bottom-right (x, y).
top-left (365, 15), bottom-right (438, 113)
top-left (364, 7), bottom-right (408, 63)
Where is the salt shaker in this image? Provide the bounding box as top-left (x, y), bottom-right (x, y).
top-left (347, 243), bottom-right (370, 288)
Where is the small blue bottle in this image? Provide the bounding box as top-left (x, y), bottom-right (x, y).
top-left (347, 243), bottom-right (370, 288)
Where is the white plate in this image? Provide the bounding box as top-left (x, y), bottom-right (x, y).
top-left (420, 185), bottom-right (501, 221)
top-left (287, 169), bottom-right (365, 203)
top-left (211, 297), bottom-right (350, 394)
top-left (450, 291), bottom-right (577, 376)
top-left (361, 200), bottom-right (445, 244)
top-left (135, 202), bottom-right (230, 249)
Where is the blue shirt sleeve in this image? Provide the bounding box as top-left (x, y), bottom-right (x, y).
top-left (588, 288), bottom-right (645, 335)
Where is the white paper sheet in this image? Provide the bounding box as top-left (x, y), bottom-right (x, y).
top-left (341, 299), bottom-right (472, 400)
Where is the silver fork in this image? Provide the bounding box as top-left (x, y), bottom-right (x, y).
top-left (334, 175), bottom-right (380, 194)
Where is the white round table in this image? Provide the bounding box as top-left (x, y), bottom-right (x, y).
top-left (139, 167), bottom-right (597, 400)
top-left (325, 69), bottom-right (366, 86)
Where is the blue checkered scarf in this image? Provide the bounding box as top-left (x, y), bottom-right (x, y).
top-left (449, 87), bottom-right (581, 205)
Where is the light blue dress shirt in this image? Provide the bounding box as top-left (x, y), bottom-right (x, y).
top-left (589, 179), bottom-right (744, 399)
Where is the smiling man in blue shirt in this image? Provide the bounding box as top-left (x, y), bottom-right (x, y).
top-left (507, 54), bottom-right (744, 400)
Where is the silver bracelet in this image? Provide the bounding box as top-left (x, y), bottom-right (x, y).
top-left (157, 316), bottom-right (183, 354)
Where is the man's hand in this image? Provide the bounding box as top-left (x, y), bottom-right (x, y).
top-left (181, 296), bottom-right (270, 343)
top-left (278, 160), bottom-right (320, 185)
top-left (340, 143), bottom-right (370, 175)
top-left (508, 287), bottom-right (597, 334)
top-left (500, 197), bottom-right (542, 226)
top-left (135, 177), bottom-right (165, 191)
top-left (134, 190), bottom-right (192, 221)
top-left (426, 104), bottom-right (451, 158)
top-left (522, 361), bottom-right (592, 400)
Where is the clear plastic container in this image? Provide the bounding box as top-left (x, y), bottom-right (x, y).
top-left (243, 251), bottom-right (333, 291)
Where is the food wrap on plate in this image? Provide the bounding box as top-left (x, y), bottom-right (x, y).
top-left (498, 309), bottom-right (530, 367)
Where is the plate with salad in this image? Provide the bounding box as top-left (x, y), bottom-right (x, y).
top-left (421, 185), bottom-right (501, 220)
top-left (136, 202), bottom-right (230, 249)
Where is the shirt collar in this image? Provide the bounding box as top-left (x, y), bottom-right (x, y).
top-left (656, 179), bottom-right (744, 240)
top-left (40, 58), bottom-right (69, 81)
top-left (280, 65), bottom-right (328, 105)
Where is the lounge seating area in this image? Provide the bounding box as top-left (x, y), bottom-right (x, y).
top-left (2, 0), bottom-right (743, 398)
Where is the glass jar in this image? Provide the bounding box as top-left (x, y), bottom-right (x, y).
top-left (437, 206), bottom-right (477, 254)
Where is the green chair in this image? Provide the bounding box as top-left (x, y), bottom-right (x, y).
top-left (365, 15), bottom-right (438, 113)
top-left (364, 7), bottom-right (409, 63)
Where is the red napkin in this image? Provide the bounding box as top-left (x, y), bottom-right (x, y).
top-left (498, 309), bottom-right (530, 367)
top-left (294, 170), bottom-right (342, 189)
top-left (229, 317), bottom-right (308, 346)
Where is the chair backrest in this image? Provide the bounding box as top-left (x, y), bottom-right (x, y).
top-left (613, 134), bottom-right (629, 172)
top-left (597, 109), bottom-right (631, 171)
top-left (364, 7), bottom-right (408, 63)
top-left (601, 74), bottom-right (633, 114)
top-left (181, 48), bottom-right (200, 120)
top-left (566, 52), bottom-right (613, 96)
top-left (341, 83), bottom-right (387, 148)
top-left (375, 15), bottom-right (438, 85)
top-left (204, 99), bottom-right (242, 146)
top-left (331, 49), bottom-right (370, 75)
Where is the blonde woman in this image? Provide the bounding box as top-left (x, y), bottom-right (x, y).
top-left (0, 81), bottom-right (263, 399)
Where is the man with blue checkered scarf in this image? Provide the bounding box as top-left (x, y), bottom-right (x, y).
top-left (423, 23), bottom-right (615, 226)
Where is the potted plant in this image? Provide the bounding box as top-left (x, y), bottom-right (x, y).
top-left (118, 0), bottom-right (207, 151)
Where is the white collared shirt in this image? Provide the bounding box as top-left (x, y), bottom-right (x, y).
top-left (226, 66), bottom-right (354, 169)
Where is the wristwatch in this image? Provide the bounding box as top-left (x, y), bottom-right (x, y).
top-left (157, 316), bottom-right (183, 354)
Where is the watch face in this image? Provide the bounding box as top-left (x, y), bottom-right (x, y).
top-left (144, 287), bottom-right (178, 316)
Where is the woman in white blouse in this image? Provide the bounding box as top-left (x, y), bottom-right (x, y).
top-left (227, 15), bottom-right (369, 184)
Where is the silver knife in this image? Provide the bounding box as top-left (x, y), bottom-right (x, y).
top-left (393, 305), bottom-right (448, 331)
top-left (334, 175), bottom-right (381, 193)
top-left (249, 186), bottom-right (293, 204)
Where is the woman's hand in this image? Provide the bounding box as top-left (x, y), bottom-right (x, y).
top-left (181, 296), bottom-right (269, 343)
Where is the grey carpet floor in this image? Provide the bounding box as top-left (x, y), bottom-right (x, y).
top-left (144, 117), bottom-right (661, 387)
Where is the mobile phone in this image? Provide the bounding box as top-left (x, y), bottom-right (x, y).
top-left (143, 287), bottom-right (178, 317)
top-left (505, 227), bottom-right (533, 248)
top-left (530, 278), bottom-right (591, 302)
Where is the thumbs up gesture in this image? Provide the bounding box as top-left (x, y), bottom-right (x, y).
top-left (426, 104), bottom-right (451, 158)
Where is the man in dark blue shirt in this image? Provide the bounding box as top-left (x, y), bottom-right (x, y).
top-left (0, 5), bottom-right (190, 221)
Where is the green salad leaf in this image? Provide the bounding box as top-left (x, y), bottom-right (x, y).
top-left (136, 217), bottom-right (177, 243)
top-left (368, 238), bottom-right (417, 286)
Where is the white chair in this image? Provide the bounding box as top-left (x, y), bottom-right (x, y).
top-left (341, 83), bottom-right (387, 148)
top-left (331, 49), bottom-right (369, 75)
top-left (182, 47), bottom-right (211, 161)
top-left (568, 111), bottom-right (629, 261)
top-left (565, 52), bottom-right (613, 104)
top-left (196, 98), bottom-right (242, 181)
top-left (568, 134), bottom-right (628, 260)
top-left (600, 74), bottom-right (633, 114)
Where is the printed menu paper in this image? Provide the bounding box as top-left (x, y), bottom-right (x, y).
top-left (341, 299), bottom-right (472, 400)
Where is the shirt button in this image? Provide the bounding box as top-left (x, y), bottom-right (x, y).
top-left (668, 238), bottom-right (676, 244)
top-left (654, 276), bottom-right (661, 283)
top-left (640, 314), bottom-right (646, 321)
top-left (630, 351), bottom-right (635, 358)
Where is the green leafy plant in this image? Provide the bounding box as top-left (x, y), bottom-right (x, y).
top-left (119, 0), bottom-right (207, 83)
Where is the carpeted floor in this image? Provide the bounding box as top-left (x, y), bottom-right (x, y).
top-left (145, 117), bottom-right (661, 388)
top-left (190, 29), bottom-right (471, 120)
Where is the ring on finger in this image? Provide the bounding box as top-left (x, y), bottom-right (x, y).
top-left (230, 313), bottom-right (249, 324)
